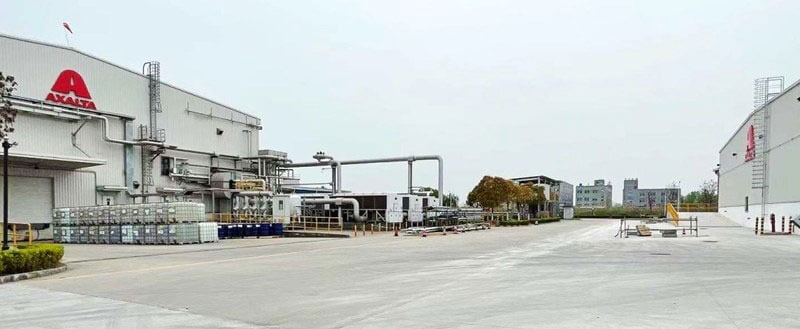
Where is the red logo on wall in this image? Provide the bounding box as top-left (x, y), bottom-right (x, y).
top-left (45, 70), bottom-right (97, 110)
top-left (745, 124), bottom-right (756, 162)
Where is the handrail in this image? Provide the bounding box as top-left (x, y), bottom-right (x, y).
top-left (675, 203), bottom-right (718, 212)
top-left (289, 216), bottom-right (342, 232)
top-left (6, 223), bottom-right (33, 247)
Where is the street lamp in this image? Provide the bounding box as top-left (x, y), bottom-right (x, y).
top-left (0, 72), bottom-right (18, 251)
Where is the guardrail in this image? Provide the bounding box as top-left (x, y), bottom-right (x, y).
top-left (206, 213), bottom-right (275, 223)
top-left (289, 216), bottom-right (343, 232)
top-left (675, 203), bottom-right (718, 213)
top-left (5, 223), bottom-right (33, 247)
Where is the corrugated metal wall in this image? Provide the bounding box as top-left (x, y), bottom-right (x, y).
top-left (8, 167), bottom-right (96, 207)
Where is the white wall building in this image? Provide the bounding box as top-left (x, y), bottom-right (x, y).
top-left (0, 33), bottom-right (262, 228)
top-left (718, 77), bottom-right (800, 227)
top-left (575, 179), bottom-right (612, 208)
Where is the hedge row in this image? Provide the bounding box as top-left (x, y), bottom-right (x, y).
top-left (0, 244), bottom-right (64, 275)
top-left (574, 207), bottom-right (663, 218)
top-left (498, 220), bottom-right (530, 226)
top-left (497, 218), bottom-right (562, 226)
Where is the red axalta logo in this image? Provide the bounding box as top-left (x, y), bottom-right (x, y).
top-left (745, 124), bottom-right (756, 162)
top-left (45, 70), bottom-right (97, 110)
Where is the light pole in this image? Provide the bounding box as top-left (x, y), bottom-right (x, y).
top-left (0, 72), bottom-right (18, 251)
top-left (2, 138), bottom-right (8, 250)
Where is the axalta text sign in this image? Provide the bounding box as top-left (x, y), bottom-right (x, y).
top-left (745, 124), bottom-right (756, 162)
top-left (45, 70), bottom-right (97, 110)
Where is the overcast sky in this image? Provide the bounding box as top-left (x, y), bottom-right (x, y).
top-left (2, 0), bottom-right (800, 203)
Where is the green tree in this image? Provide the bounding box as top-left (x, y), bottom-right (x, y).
top-left (466, 190), bottom-right (477, 207)
top-left (681, 180), bottom-right (718, 205)
top-left (698, 180), bottom-right (718, 204)
top-left (0, 72), bottom-right (17, 140)
top-left (442, 192), bottom-right (459, 208)
top-left (468, 176), bottom-right (515, 211)
top-left (512, 184), bottom-right (535, 213)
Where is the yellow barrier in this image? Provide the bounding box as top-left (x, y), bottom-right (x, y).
top-left (676, 203), bottom-right (718, 212)
top-left (6, 223), bottom-right (33, 247)
top-left (666, 204), bottom-right (680, 225)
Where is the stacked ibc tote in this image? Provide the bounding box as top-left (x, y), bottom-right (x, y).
top-left (52, 202), bottom-right (219, 245)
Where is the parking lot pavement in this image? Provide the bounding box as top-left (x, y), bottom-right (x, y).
top-left (4, 218), bottom-right (800, 328)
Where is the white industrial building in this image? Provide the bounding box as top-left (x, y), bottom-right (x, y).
top-left (718, 77), bottom-right (800, 227)
top-left (0, 33), bottom-right (263, 230)
top-left (0, 33), bottom-right (446, 236)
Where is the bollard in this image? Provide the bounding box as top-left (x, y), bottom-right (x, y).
top-left (791, 216), bottom-right (795, 234)
top-left (753, 217), bottom-right (757, 235)
top-left (354, 225), bottom-right (357, 238)
top-left (362, 224), bottom-right (366, 236)
top-left (771, 214), bottom-right (776, 233)
top-left (371, 224), bottom-right (374, 235)
top-left (760, 216), bottom-right (765, 235)
top-left (782, 216), bottom-right (785, 233)
top-left (683, 227), bottom-right (686, 235)
top-left (394, 225), bottom-right (398, 237)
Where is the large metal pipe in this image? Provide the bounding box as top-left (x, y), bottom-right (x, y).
top-left (408, 161), bottom-right (413, 194)
top-left (301, 198), bottom-right (362, 220)
top-left (11, 98), bottom-right (244, 159)
top-left (282, 154), bottom-right (340, 193)
top-left (279, 155), bottom-right (444, 196)
top-left (339, 155), bottom-right (443, 198)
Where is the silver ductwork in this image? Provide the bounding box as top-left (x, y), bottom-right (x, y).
top-left (10, 97), bottom-right (244, 159)
top-left (278, 153), bottom-right (443, 196)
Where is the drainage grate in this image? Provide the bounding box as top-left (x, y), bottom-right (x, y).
top-left (650, 253), bottom-right (671, 256)
top-left (703, 240), bottom-right (718, 243)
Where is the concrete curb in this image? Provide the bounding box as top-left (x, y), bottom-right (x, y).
top-left (0, 264), bottom-right (68, 284)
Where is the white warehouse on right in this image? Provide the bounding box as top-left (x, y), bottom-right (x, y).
top-left (718, 77), bottom-right (800, 227)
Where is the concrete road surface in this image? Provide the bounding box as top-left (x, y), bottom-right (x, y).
top-left (3, 217), bottom-right (800, 328)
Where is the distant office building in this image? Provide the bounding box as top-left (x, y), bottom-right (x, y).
top-left (510, 175), bottom-right (573, 216)
top-left (622, 178), bottom-right (680, 208)
top-left (575, 179), bottom-right (612, 208)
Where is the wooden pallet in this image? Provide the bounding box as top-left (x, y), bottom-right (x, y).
top-left (636, 225), bottom-right (652, 237)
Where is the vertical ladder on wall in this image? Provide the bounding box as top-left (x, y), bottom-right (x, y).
top-left (751, 108), bottom-right (770, 221)
top-left (751, 109), bottom-right (766, 190)
top-left (144, 61), bottom-right (164, 142)
top-left (141, 61), bottom-right (165, 193)
top-left (751, 77), bottom-right (782, 219)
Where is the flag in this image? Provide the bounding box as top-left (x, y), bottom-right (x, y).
top-left (63, 22), bottom-right (73, 34)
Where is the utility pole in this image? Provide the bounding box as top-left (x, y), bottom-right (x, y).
top-left (2, 138), bottom-right (8, 250)
top-left (0, 71), bottom-right (18, 251)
